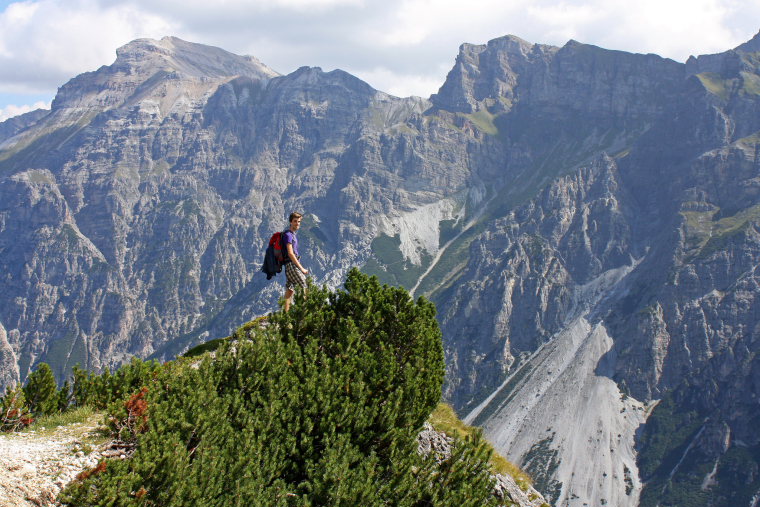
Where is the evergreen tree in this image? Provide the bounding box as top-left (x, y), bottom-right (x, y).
top-left (57, 380), bottom-right (71, 412)
top-left (70, 358), bottom-right (162, 410)
top-left (71, 364), bottom-right (95, 408)
top-left (23, 363), bottom-right (58, 416)
top-left (62, 269), bottom-right (498, 506)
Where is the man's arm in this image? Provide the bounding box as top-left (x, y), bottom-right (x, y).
top-left (286, 243), bottom-right (308, 274)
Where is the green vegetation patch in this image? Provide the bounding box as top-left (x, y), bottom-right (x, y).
top-left (637, 394), bottom-right (706, 482)
top-left (741, 71), bottom-right (760, 95)
top-left (640, 420), bottom-right (760, 506)
top-left (438, 218), bottom-right (462, 246)
top-left (363, 233), bottom-right (431, 289)
top-left (0, 113), bottom-right (97, 171)
top-left (44, 327), bottom-right (82, 382)
top-left (522, 435), bottom-right (562, 503)
top-left (298, 214), bottom-right (329, 250)
top-left (182, 336), bottom-right (229, 358)
top-left (461, 110), bottom-right (499, 136)
top-left (23, 406), bottom-right (98, 436)
top-left (696, 73), bottom-right (730, 101)
top-left (182, 316), bottom-right (269, 358)
top-left (61, 270), bottom-right (501, 506)
top-left (693, 70), bottom-right (759, 99)
top-left (711, 444), bottom-right (760, 505)
top-left (429, 402), bottom-right (532, 489)
top-left (681, 203), bottom-right (760, 259)
top-left (736, 131), bottom-right (760, 150)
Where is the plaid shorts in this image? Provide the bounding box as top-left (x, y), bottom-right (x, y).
top-left (285, 262), bottom-right (307, 291)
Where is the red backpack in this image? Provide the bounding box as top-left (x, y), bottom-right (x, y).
top-left (261, 230), bottom-right (288, 280)
top-left (270, 231), bottom-right (287, 265)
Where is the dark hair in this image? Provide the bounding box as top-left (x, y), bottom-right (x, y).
top-left (289, 212), bottom-right (303, 223)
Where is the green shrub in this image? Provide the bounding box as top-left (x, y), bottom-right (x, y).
top-left (0, 386), bottom-right (34, 431)
top-left (71, 357), bottom-right (162, 410)
top-left (429, 403), bottom-right (532, 489)
top-left (61, 269), bottom-right (498, 506)
top-left (57, 379), bottom-right (72, 412)
top-left (23, 363), bottom-right (58, 416)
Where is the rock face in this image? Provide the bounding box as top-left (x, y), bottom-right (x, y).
top-left (2, 32), bottom-right (760, 506)
top-left (429, 32), bottom-right (760, 507)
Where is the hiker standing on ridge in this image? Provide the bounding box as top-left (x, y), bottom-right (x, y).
top-left (283, 211), bottom-right (308, 312)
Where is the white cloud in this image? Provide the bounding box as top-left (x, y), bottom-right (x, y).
top-left (269, 0), bottom-right (362, 9)
top-left (0, 0), bottom-right (175, 91)
top-left (353, 66), bottom-right (450, 98)
top-left (0, 0), bottom-right (758, 105)
top-left (0, 100), bottom-right (50, 122)
top-left (523, 0), bottom-right (743, 60)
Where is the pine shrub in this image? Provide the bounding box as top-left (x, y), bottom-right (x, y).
top-left (71, 358), bottom-right (162, 410)
top-left (57, 379), bottom-right (72, 412)
top-left (61, 269), bottom-right (498, 506)
top-left (23, 362), bottom-right (58, 416)
top-left (0, 386), bottom-right (34, 431)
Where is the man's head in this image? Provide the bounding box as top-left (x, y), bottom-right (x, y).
top-left (289, 212), bottom-right (303, 231)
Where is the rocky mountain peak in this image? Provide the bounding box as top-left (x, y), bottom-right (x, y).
top-left (51, 36), bottom-right (279, 112)
top-left (113, 36), bottom-right (279, 81)
top-left (735, 29), bottom-right (760, 53)
top-left (286, 66), bottom-right (377, 96)
top-left (483, 34), bottom-right (536, 57)
top-left (431, 32), bottom-right (680, 122)
top-left (430, 34), bottom-right (549, 113)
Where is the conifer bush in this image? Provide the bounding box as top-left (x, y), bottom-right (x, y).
top-left (61, 269), bottom-right (499, 506)
top-left (0, 386), bottom-right (34, 431)
top-left (23, 362), bottom-right (58, 416)
top-left (0, 355), bottom-right (160, 434)
top-left (57, 379), bottom-right (72, 412)
top-left (71, 358), bottom-right (162, 410)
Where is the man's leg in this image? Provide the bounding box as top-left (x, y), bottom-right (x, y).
top-left (284, 288), bottom-right (294, 312)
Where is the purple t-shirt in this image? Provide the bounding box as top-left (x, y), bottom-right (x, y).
top-left (283, 230), bottom-right (299, 261)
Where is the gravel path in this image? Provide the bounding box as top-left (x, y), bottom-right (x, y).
top-left (0, 418), bottom-right (111, 507)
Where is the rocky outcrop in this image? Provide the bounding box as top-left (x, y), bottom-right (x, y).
top-left (0, 323), bottom-right (19, 390)
top-left (417, 422), bottom-right (547, 507)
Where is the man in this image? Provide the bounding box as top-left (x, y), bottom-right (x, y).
top-left (283, 212), bottom-right (309, 312)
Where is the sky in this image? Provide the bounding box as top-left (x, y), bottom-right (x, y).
top-left (0, 0), bottom-right (759, 121)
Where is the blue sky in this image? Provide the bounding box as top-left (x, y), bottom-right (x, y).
top-left (1, 0), bottom-right (759, 121)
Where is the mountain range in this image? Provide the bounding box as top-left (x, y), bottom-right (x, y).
top-left (2, 31), bottom-right (760, 506)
